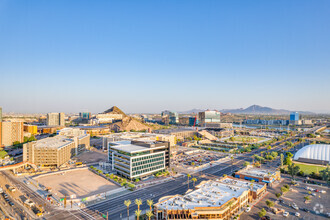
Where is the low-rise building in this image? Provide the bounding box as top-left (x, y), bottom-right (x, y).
top-left (23, 128), bottom-right (90, 167)
top-left (24, 124), bottom-right (38, 135)
top-left (154, 176), bottom-right (266, 219)
top-left (235, 165), bottom-right (281, 185)
top-left (154, 128), bottom-right (197, 140)
top-left (108, 140), bottom-right (170, 180)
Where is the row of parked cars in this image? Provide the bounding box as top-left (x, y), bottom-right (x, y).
top-left (1, 191), bottom-right (15, 207)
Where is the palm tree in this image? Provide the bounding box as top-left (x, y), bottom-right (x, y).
top-left (135, 210), bottom-right (141, 220)
top-left (147, 199), bottom-right (153, 211)
top-left (192, 177), bottom-right (197, 189)
top-left (187, 174), bottom-right (191, 189)
top-left (135, 199), bottom-right (142, 212)
top-left (124, 200), bottom-right (131, 220)
top-left (146, 210), bottom-right (153, 220)
top-left (250, 179), bottom-right (255, 191)
top-left (230, 155), bottom-right (234, 173)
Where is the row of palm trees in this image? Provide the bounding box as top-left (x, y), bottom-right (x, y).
top-left (124, 199), bottom-right (154, 220)
top-left (186, 174), bottom-right (198, 189)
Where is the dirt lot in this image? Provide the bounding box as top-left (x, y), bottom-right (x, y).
top-left (35, 169), bottom-right (119, 199)
top-left (75, 149), bottom-right (107, 164)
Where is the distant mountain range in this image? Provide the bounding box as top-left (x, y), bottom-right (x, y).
top-left (179, 105), bottom-right (315, 115)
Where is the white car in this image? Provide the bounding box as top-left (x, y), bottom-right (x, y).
top-left (295, 212), bottom-right (300, 217)
top-left (321, 190), bottom-right (326, 194)
top-left (312, 193), bottom-right (316, 196)
top-left (245, 207), bottom-right (251, 212)
top-left (293, 205), bottom-right (299, 210)
top-left (283, 212), bottom-right (289, 217)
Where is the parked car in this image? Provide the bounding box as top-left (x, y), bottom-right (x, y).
top-left (295, 212), bottom-right (300, 217)
top-left (312, 193), bottom-right (316, 196)
top-left (283, 212), bottom-right (289, 217)
top-left (321, 190), bottom-right (326, 194)
top-left (245, 207), bottom-right (251, 212)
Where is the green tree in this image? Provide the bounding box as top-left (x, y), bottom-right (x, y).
top-left (275, 193), bottom-right (281, 198)
top-left (286, 152), bottom-right (293, 158)
top-left (258, 208), bottom-right (267, 218)
top-left (304, 196), bottom-right (311, 202)
top-left (287, 163), bottom-right (300, 180)
top-left (320, 165), bottom-right (330, 184)
top-left (243, 161), bottom-right (250, 167)
top-left (265, 200), bottom-right (274, 209)
top-left (124, 200), bottom-right (131, 220)
top-left (281, 186), bottom-right (289, 194)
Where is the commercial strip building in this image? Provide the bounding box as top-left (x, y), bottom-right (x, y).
top-left (154, 176), bottom-right (267, 219)
top-left (108, 140), bottom-right (170, 180)
top-left (23, 128), bottom-right (90, 167)
top-left (234, 165), bottom-right (281, 185)
top-left (47, 112), bottom-right (65, 126)
top-left (1, 121), bottom-right (24, 147)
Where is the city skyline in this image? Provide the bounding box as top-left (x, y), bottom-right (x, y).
top-left (1, 1), bottom-right (330, 113)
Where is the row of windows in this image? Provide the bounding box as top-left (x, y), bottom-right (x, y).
top-left (132, 156), bottom-right (163, 167)
top-left (132, 153), bottom-right (164, 162)
top-left (132, 164), bottom-right (164, 176)
top-left (132, 161), bottom-right (164, 172)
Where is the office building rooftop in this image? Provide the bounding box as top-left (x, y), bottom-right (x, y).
top-left (34, 135), bottom-right (73, 149)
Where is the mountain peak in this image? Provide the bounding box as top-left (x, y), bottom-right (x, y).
top-left (103, 106), bottom-right (127, 116)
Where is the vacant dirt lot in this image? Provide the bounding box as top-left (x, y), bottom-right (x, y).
top-left (76, 149), bottom-right (107, 164)
top-left (35, 169), bottom-right (118, 199)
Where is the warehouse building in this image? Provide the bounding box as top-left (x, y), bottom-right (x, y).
top-left (235, 165), bottom-right (281, 185)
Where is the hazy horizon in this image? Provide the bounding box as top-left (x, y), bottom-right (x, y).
top-left (1, 1), bottom-right (329, 114)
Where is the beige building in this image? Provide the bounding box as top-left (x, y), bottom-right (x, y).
top-left (47, 112), bottom-right (65, 126)
top-left (1, 121), bottom-right (24, 146)
top-left (23, 128), bottom-right (90, 167)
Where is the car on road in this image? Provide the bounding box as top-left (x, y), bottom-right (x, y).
top-left (301, 208), bottom-right (310, 213)
top-left (321, 190), bottom-right (326, 194)
top-left (245, 207), bottom-right (251, 212)
top-left (312, 193), bottom-right (316, 196)
top-left (295, 212), bottom-right (300, 217)
top-left (283, 212), bottom-right (289, 217)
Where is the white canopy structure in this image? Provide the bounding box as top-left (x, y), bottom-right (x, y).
top-left (294, 144), bottom-right (330, 164)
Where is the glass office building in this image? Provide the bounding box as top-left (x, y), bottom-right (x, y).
top-left (290, 112), bottom-right (299, 121)
top-left (108, 140), bottom-right (170, 180)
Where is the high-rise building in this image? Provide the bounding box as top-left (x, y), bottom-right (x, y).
top-left (1, 121), bottom-right (24, 147)
top-left (47, 112), bottom-right (65, 126)
top-left (79, 112), bottom-right (91, 120)
top-left (0, 107), bottom-right (2, 146)
top-left (161, 110), bottom-right (179, 125)
top-left (290, 112), bottom-right (299, 121)
top-left (198, 110), bottom-right (221, 127)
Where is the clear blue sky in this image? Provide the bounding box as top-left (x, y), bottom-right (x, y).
top-left (0, 0), bottom-right (329, 114)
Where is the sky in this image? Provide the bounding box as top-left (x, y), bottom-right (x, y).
top-left (0, 0), bottom-right (330, 114)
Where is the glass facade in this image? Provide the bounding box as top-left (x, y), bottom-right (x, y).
top-left (290, 112), bottom-right (299, 121)
top-left (204, 111), bottom-right (221, 123)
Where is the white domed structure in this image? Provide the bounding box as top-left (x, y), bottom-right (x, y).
top-left (294, 144), bottom-right (330, 165)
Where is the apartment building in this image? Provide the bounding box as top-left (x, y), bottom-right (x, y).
top-left (108, 140), bottom-right (170, 180)
top-left (47, 112), bottom-right (65, 126)
top-left (154, 176), bottom-right (266, 219)
top-left (23, 128), bottom-right (90, 167)
top-left (1, 121), bottom-right (24, 147)
top-left (198, 110), bottom-right (221, 127)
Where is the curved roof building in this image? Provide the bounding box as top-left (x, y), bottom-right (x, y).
top-left (294, 144), bottom-right (330, 165)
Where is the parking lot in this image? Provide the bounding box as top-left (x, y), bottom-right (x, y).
top-left (172, 147), bottom-right (228, 173)
top-left (240, 177), bottom-right (329, 220)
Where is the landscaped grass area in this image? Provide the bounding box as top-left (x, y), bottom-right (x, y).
top-left (0, 150), bottom-right (8, 159)
top-left (226, 136), bottom-right (266, 143)
top-left (290, 162), bottom-right (326, 175)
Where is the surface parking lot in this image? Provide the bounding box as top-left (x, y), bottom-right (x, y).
top-left (240, 178), bottom-right (329, 220)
